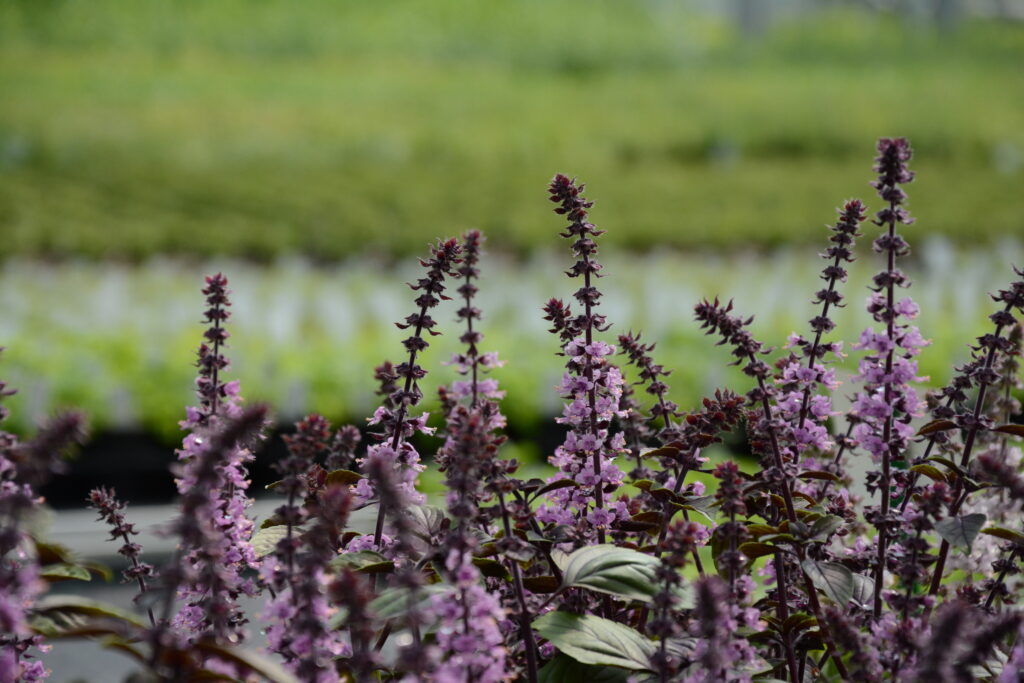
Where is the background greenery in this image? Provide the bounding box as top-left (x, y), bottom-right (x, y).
top-left (1, 0), bottom-right (1022, 260)
top-left (1, 0), bottom-right (1021, 470)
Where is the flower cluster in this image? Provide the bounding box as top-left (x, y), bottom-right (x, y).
top-left (7, 137), bottom-right (1024, 683)
top-left (87, 486), bottom-right (155, 625)
top-left (172, 274), bottom-right (262, 640)
top-left (354, 238), bottom-right (462, 551)
top-left (1, 376), bottom-right (86, 683)
top-left (538, 175), bottom-right (627, 544)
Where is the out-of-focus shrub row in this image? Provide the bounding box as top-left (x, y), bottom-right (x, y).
top-left (1, 1), bottom-right (1022, 259)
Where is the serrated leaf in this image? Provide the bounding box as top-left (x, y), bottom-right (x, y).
top-left (370, 584), bottom-right (454, 621)
top-left (917, 419), bottom-right (957, 436)
top-left (910, 464), bottom-right (947, 482)
top-left (39, 563), bottom-right (92, 582)
top-left (981, 526), bottom-right (1024, 546)
top-left (533, 611), bottom-right (655, 671)
top-left (560, 544), bottom-right (661, 603)
top-left (193, 640), bottom-right (299, 683)
top-left (538, 654), bottom-right (632, 683)
top-left (935, 513), bottom-right (987, 550)
top-left (800, 560), bottom-right (854, 605)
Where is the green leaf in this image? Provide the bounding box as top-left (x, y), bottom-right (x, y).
top-left (533, 611), bottom-right (655, 671)
top-left (800, 560), bottom-right (854, 605)
top-left (370, 584), bottom-right (454, 621)
top-left (850, 572), bottom-right (875, 609)
top-left (809, 515), bottom-right (844, 542)
top-left (193, 640), bottom-right (299, 683)
top-left (405, 505), bottom-right (449, 542)
top-left (560, 544), bottom-right (661, 603)
top-left (39, 563), bottom-right (92, 582)
top-left (538, 654), bottom-right (633, 683)
top-left (35, 595), bottom-right (147, 628)
top-left (936, 513), bottom-right (987, 550)
top-left (250, 524), bottom-right (299, 559)
top-left (981, 526), bottom-right (1024, 546)
top-left (331, 550), bottom-right (394, 574)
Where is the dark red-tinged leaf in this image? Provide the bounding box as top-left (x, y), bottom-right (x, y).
top-left (325, 469), bottom-right (364, 486)
top-left (472, 557), bottom-right (511, 580)
top-left (523, 576), bottom-right (561, 593)
top-left (638, 446), bottom-right (681, 460)
top-left (35, 541), bottom-right (74, 565)
top-left (739, 542), bottom-right (780, 559)
top-left (910, 464), bottom-right (948, 482)
top-left (782, 613), bottom-right (817, 634)
top-left (745, 523), bottom-right (779, 537)
top-left (797, 470), bottom-right (839, 482)
top-left (917, 419), bottom-right (957, 436)
top-left (994, 424), bottom-right (1024, 437)
top-left (536, 479), bottom-right (580, 497)
top-left (928, 456), bottom-right (968, 478)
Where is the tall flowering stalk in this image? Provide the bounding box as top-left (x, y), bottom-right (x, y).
top-left (264, 414), bottom-right (350, 678)
top-left (695, 298), bottom-right (850, 680)
top-left (781, 200), bottom-right (865, 484)
top-left (153, 405), bottom-right (268, 675)
top-left (927, 272), bottom-right (1024, 596)
top-left (0, 372), bottom-right (85, 682)
top-left (848, 138), bottom-right (926, 619)
top-left (355, 239), bottom-right (462, 550)
top-left (539, 175), bottom-right (627, 545)
top-left (88, 487), bottom-right (156, 626)
top-left (172, 274), bottom-right (263, 640)
top-left (434, 229), bottom-right (520, 682)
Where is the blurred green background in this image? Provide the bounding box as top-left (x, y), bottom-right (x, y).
top-left (1, 0), bottom-right (1022, 471)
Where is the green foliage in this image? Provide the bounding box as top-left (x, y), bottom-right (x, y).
top-left (557, 544), bottom-right (661, 603)
top-left (532, 611), bottom-right (655, 671)
top-left (0, 2), bottom-right (1022, 259)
